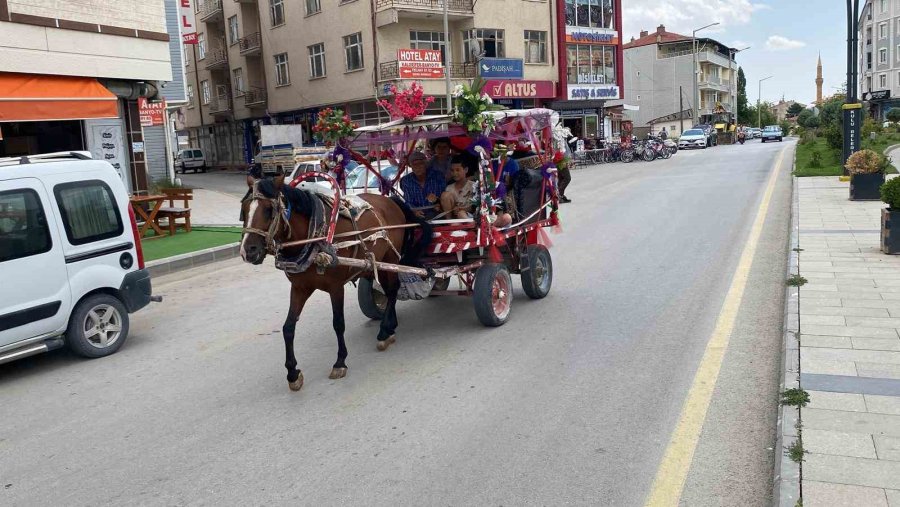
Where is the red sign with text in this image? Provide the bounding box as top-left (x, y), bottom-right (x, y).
top-left (484, 80), bottom-right (555, 99)
top-left (138, 98), bottom-right (167, 127)
top-left (397, 49), bottom-right (444, 79)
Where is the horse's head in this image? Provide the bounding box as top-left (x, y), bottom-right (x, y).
top-left (241, 173), bottom-right (287, 265)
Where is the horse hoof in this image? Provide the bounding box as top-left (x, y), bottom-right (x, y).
top-left (329, 367), bottom-right (348, 379)
top-left (288, 371), bottom-right (304, 391)
top-left (376, 335), bottom-right (396, 352)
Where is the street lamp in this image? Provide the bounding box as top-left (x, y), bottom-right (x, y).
top-left (758, 75), bottom-right (773, 128)
top-left (443, 0), bottom-right (452, 112)
top-left (693, 22), bottom-right (720, 125)
top-left (730, 46), bottom-right (750, 124)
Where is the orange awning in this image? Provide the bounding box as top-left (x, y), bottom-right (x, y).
top-left (0, 72), bottom-right (118, 122)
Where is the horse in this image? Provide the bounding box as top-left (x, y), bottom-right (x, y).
top-left (240, 173), bottom-right (426, 391)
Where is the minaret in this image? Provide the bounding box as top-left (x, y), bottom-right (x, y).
top-left (816, 53), bottom-right (824, 105)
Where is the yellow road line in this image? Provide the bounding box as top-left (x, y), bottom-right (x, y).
top-left (644, 147), bottom-right (787, 507)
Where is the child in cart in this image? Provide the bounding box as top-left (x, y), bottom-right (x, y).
top-left (441, 156), bottom-right (511, 227)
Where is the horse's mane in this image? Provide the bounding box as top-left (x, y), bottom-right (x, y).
top-left (257, 178), bottom-right (316, 217)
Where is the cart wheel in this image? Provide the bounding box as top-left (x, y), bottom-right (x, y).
top-left (358, 277), bottom-right (387, 320)
top-left (521, 245), bottom-right (553, 300)
top-left (473, 264), bottom-right (513, 327)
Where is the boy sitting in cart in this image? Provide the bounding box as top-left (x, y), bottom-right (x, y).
top-left (441, 156), bottom-right (512, 227)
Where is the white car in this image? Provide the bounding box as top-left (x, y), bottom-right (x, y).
top-left (678, 129), bottom-right (708, 149)
top-left (175, 148), bottom-right (207, 173)
top-left (0, 152), bottom-right (156, 365)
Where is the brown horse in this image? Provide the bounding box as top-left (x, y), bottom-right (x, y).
top-left (240, 173), bottom-right (423, 391)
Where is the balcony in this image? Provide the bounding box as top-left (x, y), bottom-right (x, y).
top-left (209, 91), bottom-right (232, 115)
top-left (200, 0), bottom-right (224, 23)
top-left (239, 32), bottom-right (261, 56)
top-left (375, 0), bottom-right (473, 26)
top-left (378, 60), bottom-right (476, 82)
top-left (234, 0), bottom-right (256, 3)
top-left (698, 77), bottom-right (730, 92)
top-left (205, 48), bottom-right (229, 70)
top-left (243, 87), bottom-right (267, 108)
top-left (698, 50), bottom-right (734, 69)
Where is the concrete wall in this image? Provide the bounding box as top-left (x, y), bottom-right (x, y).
top-left (9, 0), bottom-right (166, 32)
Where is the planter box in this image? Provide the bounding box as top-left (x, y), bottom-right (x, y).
top-left (883, 209), bottom-right (900, 254)
top-left (850, 173), bottom-right (885, 200)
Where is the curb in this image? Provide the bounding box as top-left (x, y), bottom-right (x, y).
top-left (146, 242), bottom-right (241, 278)
top-left (773, 152), bottom-right (802, 507)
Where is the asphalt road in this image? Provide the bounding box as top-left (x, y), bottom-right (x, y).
top-left (0, 139), bottom-right (793, 506)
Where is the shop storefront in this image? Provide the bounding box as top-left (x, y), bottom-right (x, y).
top-left (484, 79), bottom-right (555, 110)
top-left (864, 90), bottom-right (898, 120)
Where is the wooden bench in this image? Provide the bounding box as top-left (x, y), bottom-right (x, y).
top-left (154, 188), bottom-right (192, 235)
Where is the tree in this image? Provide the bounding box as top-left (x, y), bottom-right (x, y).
top-left (747, 102), bottom-right (777, 128)
top-left (819, 94), bottom-right (846, 131)
top-left (737, 67), bottom-right (750, 124)
top-left (797, 109), bottom-right (819, 128)
top-left (887, 108), bottom-right (900, 123)
top-left (787, 103), bottom-right (805, 117)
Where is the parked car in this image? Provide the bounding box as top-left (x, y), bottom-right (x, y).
top-left (761, 125), bottom-right (784, 143)
top-left (175, 148), bottom-right (207, 173)
top-left (694, 124), bottom-right (718, 147)
top-left (749, 128), bottom-right (762, 139)
top-left (0, 152), bottom-right (156, 365)
top-left (677, 129), bottom-right (709, 150)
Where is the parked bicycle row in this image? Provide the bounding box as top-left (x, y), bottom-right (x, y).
top-left (569, 136), bottom-right (678, 167)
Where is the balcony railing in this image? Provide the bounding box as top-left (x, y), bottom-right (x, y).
top-left (239, 32), bottom-right (261, 56)
top-left (378, 60), bottom-right (476, 81)
top-left (209, 92), bottom-right (232, 115)
top-left (243, 87), bottom-right (267, 108)
top-left (375, 0), bottom-right (473, 13)
top-left (205, 47), bottom-right (228, 70)
top-left (200, 0), bottom-right (224, 22)
top-left (234, 0), bottom-right (255, 3)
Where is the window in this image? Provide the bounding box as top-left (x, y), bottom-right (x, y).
top-left (410, 30), bottom-right (446, 62)
top-left (228, 16), bottom-right (239, 45)
top-left (184, 46), bottom-right (191, 66)
top-left (0, 189), bottom-right (51, 263)
top-left (270, 0), bottom-right (285, 27)
top-left (565, 0), bottom-right (615, 29)
top-left (233, 68), bottom-right (244, 96)
top-left (868, 51), bottom-right (873, 69)
top-left (464, 29), bottom-right (505, 62)
top-left (880, 22), bottom-right (888, 39)
top-left (308, 43), bottom-right (326, 78)
top-left (274, 53), bottom-right (291, 85)
top-left (881, 73), bottom-right (888, 88)
top-left (880, 47), bottom-right (888, 64)
top-left (305, 0), bottom-right (321, 15)
top-left (566, 44), bottom-right (616, 84)
top-left (201, 80), bottom-right (211, 104)
top-left (524, 30), bottom-right (547, 64)
top-left (53, 181), bottom-right (123, 246)
top-left (897, 71), bottom-right (900, 86)
top-left (343, 32), bottom-right (364, 71)
top-left (881, 0), bottom-right (887, 12)
top-left (198, 33), bottom-right (206, 59)
top-left (187, 84), bottom-right (195, 107)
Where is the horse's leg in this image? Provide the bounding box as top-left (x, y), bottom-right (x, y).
top-left (284, 286), bottom-right (313, 391)
top-left (376, 272), bottom-right (400, 352)
top-left (328, 285), bottom-right (349, 379)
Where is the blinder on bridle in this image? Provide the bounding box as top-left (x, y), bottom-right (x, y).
top-left (242, 181), bottom-right (292, 255)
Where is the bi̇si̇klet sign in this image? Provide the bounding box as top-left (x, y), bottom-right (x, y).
top-left (397, 49), bottom-right (445, 79)
top-left (138, 98), bottom-right (167, 127)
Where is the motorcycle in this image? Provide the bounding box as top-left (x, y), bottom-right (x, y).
top-left (663, 138), bottom-right (678, 155)
top-left (738, 131), bottom-right (746, 145)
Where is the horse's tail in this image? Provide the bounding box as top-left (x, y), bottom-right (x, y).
top-left (390, 196), bottom-right (432, 267)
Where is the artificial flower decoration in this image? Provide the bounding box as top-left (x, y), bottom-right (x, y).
top-left (312, 108), bottom-right (358, 145)
top-left (451, 77), bottom-right (505, 133)
top-left (376, 82), bottom-right (434, 121)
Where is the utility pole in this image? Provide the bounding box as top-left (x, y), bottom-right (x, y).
top-left (758, 75), bottom-right (773, 128)
top-left (443, 0), bottom-right (452, 113)
top-left (843, 0), bottom-right (862, 173)
top-left (679, 86), bottom-right (684, 133)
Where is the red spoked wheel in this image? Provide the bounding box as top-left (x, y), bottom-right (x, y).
top-left (473, 264), bottom-right (513, 327)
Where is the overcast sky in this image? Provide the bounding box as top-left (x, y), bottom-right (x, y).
top-left (622, 0), bottom-right (852, 106)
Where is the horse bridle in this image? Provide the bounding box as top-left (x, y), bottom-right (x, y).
top-left (242, 186), bottom-right (290, 255)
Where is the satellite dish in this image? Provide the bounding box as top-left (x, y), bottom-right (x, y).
top-left (467, 39), bottom-right (484, 61)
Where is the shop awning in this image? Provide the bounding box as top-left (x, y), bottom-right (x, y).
top-left (0, 73), bottom-right (118, 122)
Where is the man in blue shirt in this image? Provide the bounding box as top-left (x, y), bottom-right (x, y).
top-left (400, 151), bottom-right (445, 219)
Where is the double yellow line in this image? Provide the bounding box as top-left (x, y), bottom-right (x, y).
top-left (645, 147), bottom-right (788, 506)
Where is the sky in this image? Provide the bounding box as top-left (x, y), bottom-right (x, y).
top-left (622, 0), bottom-right (854, 106)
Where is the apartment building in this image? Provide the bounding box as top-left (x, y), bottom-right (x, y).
top-left (0, 0), bottom-right (175, 192)
top-left (859, 0), bottom-right (900, 119)
top-left (179, 0), bottom-right (561, 167)
top-left (622, 25), bottom-right (738, 136)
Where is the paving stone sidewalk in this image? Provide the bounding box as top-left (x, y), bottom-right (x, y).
top-left (189, 188), bottom-right (242, 227)
top-left (798, 176), bottom-right (900, 507)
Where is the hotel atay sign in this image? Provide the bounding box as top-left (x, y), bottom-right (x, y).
top-left (397, 49), bottom-right (445, 79)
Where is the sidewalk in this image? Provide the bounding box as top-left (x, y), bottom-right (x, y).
top-left (797, 176), bottom-right (900, 506)
top-left (189, 188), bottom-right (243, 227)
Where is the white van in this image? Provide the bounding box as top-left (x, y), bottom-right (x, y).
top-left (0, 152), bottom-right (156, 365)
